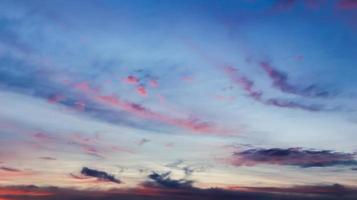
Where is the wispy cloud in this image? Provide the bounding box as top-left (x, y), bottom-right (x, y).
top-left (223, 65), bottom-right (322, 111)
top-left (38, 157), bottom-right (56, 161)
top-left (260, 61), bottom-right (330, 98)
top-left (73, 81), bottom-right (230, 134)
top-left (0, 166), bottom-right (21, 172)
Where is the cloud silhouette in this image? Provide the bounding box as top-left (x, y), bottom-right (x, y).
top-left (80, 167), bottom-right (121, 184)
top-left (144, 171), bottom-right (193, 189)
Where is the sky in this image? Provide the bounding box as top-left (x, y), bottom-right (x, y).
top-left (0, 0), bottom-right (357, 199)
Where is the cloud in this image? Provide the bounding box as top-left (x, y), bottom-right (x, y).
top-left (80, 167), bottom-right (121, 184)
top-left (144, 172), bottom-right (193, 189)
top-left (73, 81), bottom-right (230, 134)
top-left (265, 98), bottom-right (322, 111)
top-left (0, 53), bottom-right (227, 135)
top-left (223, 66), bottom-right (262, 101)
top-left (0, 166), bottom-right (21, 172)
top-left (222, 65), bottom-right (322, 111)
top-left (165, 160), bottom-right (206, 178)
top-left (231, 147), bottom-right (357, 168)
top-left (136, 85), bottom-right (148, 96)
top-left (183, 40), bottom-right (327, 112)
top-left (260, 61), bottom-right (330, 98)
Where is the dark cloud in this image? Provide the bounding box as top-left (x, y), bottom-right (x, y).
top-left (144, 171), bottom-right (193, 189)
top-left (80, 167), bottom-right (121, 184)
top-left (231, 147), bottom-right (357, 168)
top-left (0, 166), bottom-right (21, 172)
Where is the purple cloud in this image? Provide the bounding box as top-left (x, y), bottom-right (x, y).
top-left (222, 65), bottom-right (323, 111)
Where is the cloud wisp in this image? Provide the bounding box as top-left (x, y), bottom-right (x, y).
top-left (260, 61), bottom-right (330, 98)
top-left (73, 81), bottom-right (231, 135)
top-left (223, 65), bottom-right (322, 111)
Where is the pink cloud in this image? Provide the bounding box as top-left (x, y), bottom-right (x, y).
top-left (222, 65), bottom-right (263, 101)
top-left (73, 82), bottom-right (230, 134)
top-left (136, 85), bottom-right (148, 96)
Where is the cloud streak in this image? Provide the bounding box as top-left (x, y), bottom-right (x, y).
top-left (73, 81), bottom-right (230, 134)
top-left (223, 65), bottom-right (322, 111)
top-left (0, 167), bottom-right (21, 172)
top-left (260, 61), bottom-right (330, 98)
top-left (231, 147), bottom-right (357, 168)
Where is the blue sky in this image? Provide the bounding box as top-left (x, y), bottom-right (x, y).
top-left (0, 0), bottom-right (357, 199)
